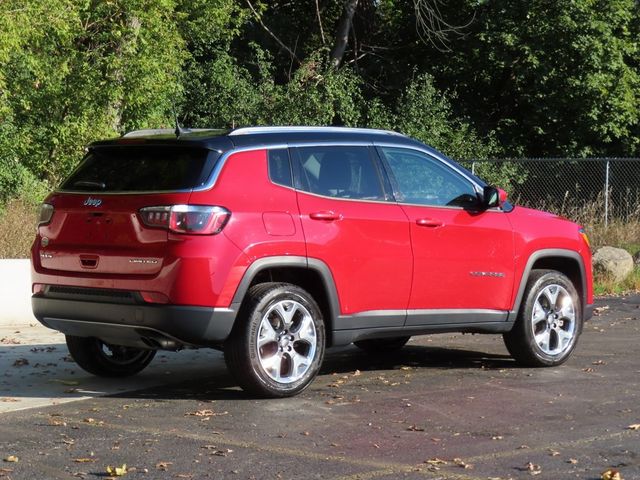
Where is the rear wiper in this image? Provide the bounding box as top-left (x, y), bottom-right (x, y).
top-left (73, 181), bottom-right (106, 190)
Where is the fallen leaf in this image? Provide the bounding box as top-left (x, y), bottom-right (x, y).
top-left (49, 418), bottom-right (67, 427)
top-left (50, 379), bottom-right (80, 386)
top-left (453, 458), bottom-right (473, 469)
top-left (0, 338), bottom-right (20, 345)
top-left (407, 425), bottom-right (425, 432)
top-left (627, 424), bottom-right (640, 430)
top-left (520, 462), bottom-right (541, 475)
top-left (352, 369), bottom-right (361, 376)
top-left (212, 449), bottom-right (233, 457)
top-left (12, 359), bottom-right (29, 367)
top-left (156, 462), bottom-right (173, 471)
top-left (594, 305), bottom-right (609, 315)
top-left (0, 398), bottom-right (19, 403)
top-left (567, 458), bottom-right (578, 464)
top-left (2, 456), bottom-right (18, 463)
top-left (592, 360), bottom-right (606, 365)
top-left (425, 458), bottom-right (447, 466)
top-left (73, 458), bottom-right (95, 463)
top-left (106, 464), bottom-right (127, 476)
top-left (601, 468), bottom-right (623, 480)
top-left (185, 409), bottom-right (227, 417)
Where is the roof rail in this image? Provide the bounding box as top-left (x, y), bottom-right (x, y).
top-left (123, 128), bottom-right (222, 138)
top-left (228, 126), bottom-right (403, 136)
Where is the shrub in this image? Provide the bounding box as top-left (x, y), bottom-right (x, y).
top-left (0, 198), bottom-right (37, 258)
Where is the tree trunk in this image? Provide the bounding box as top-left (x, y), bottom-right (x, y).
top-left (329, 0), bottom-right (358, 68)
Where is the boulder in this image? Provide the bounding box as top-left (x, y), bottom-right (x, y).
top-left (593, 246), bottom-right (634, 282)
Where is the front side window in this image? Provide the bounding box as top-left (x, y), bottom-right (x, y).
top-left (379, 147), bottom-right (478, 207)
top-left (295, 146), bottom-right (385, 200)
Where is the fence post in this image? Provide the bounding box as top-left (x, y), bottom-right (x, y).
top-left (604, 160), bottom-right (610, 228)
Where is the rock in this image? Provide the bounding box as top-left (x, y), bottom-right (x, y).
top-left (593, 246), bottom-right (634, 282)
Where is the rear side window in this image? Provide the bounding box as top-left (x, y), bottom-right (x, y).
top-left (294, 146), bottom-right (385, 200)
top-left (60, 146), bottom-right (217, 192)
top-left (268, 149), bottom-right (293, 187)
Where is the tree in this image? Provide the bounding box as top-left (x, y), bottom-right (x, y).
top-left (0, 0), bottom-right (184, 186)
top-left (430, 0), bottom-right (640, 157)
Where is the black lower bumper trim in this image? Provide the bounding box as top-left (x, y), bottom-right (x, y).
top-left (32, 296), bottom-right (237, 349)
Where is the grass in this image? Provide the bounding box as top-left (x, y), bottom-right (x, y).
top-left (0, 198), bottom-right (37, 259)
top-left (593, 268), bottom-right (640, 296)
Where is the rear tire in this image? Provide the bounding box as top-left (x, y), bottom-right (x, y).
top-left (224, 283), bottom-right (325, 398)
top-left (65, 336), bottom-right (156, 377)
top-left (503, 269), bottom-right (582, 367)
top-left (354, 336), bottom-right (411, 354)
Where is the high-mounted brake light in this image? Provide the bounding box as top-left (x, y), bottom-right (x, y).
top-left (139, 205), bottom-right (231, 235)
top-left (36, 203), bottom-right (54, 229)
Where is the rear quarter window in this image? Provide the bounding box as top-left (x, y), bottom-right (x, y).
top-left (60, 146), bottom-right (218, 192)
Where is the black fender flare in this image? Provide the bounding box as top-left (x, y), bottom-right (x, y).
top-left (230, 255), bottom-right (341, 324)
top-left (510, 249), bottom-right (590, 322)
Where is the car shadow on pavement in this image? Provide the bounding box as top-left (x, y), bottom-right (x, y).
top-left (321, 344), bottom-right (514, 375)
top-left (1, 340), bottom-right (514, 404)
top-left (104, 344), bottom-right (516, 402)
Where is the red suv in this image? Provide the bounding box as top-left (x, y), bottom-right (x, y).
top-left (31, 126), bottom-right (593, 397)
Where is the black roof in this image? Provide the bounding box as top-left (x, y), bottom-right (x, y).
top-left (89, 126), bottom-right (484, 185)
top-left (91, 126), bottom-right (428, 153)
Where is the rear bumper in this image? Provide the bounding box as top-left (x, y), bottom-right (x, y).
top-left (32, 296), bottom-right (237, 350)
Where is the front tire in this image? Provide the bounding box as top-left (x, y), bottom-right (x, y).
top-left (224, 283), bottom-right (325, 398)
top-left (503, 269), bottom-right (582, 367)
top-left (65, 336), bottom-right (156, 377)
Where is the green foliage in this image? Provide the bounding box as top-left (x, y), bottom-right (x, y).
top-left (378, 74), bottom-right (496, 161)
top-left (433, 0), bottom-right (640, 157)
top-left (1, 0), bottom-right (639, 208)
top-left (0, 0), bottom-right (184, 187)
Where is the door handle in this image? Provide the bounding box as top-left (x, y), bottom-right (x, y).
top-left (309, 211), bottom-right (342, 221)
top-left (416, 218), bottom-right (443, 228)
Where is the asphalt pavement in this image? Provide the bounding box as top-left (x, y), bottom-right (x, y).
top-left (0, 295), bottom-right (639, 480)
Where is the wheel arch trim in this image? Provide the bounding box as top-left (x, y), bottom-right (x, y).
top-left (511, 249), bottom-right (588, 320)
top-left (231, 256), bottom-right (341, 326)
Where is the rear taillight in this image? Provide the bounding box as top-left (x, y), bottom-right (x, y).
top-left (36, 203), bottom-right (54, 229)
top-left (139, 205), bottom-right (230, 235)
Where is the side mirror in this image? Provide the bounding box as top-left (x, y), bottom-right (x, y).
top-left (482, 186), bottom-right (507, 209)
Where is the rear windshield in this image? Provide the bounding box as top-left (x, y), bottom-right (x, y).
top-left (60, 146), bottom-right (218, 192)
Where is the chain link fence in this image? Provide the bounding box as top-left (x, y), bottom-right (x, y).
top-left (461, 158), bottom-right (640, 226)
